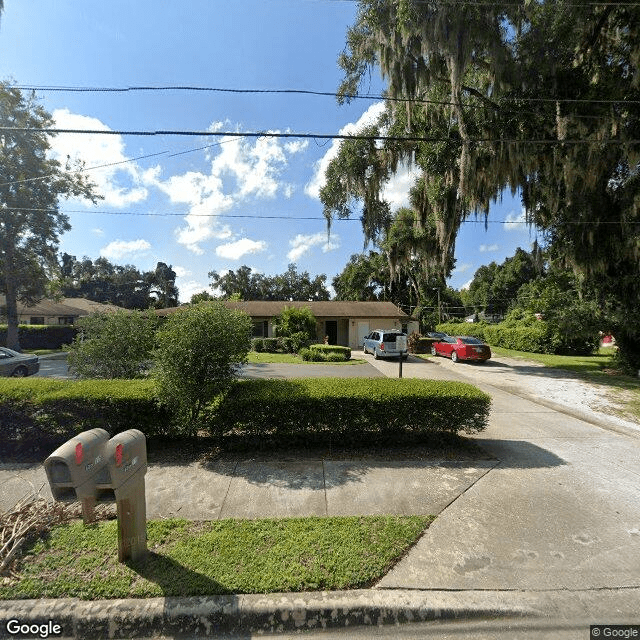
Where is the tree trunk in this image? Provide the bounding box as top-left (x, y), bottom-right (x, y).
top-left (3, 246), bottom-right (21, 352)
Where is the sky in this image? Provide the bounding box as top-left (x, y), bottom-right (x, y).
top-left (0, 0), bottom-right (537, 303)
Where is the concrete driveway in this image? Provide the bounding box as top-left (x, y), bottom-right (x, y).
top-left (358, 349), bottom-right (640, 591)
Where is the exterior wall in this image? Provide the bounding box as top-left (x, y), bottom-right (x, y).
top-left (347, 318), bottom-right (404, 349)
top-left (20, 315), bottom-right (77, 326)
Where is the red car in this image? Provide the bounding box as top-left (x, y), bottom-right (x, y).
top-left (431, 336), bottom-right (491, 363)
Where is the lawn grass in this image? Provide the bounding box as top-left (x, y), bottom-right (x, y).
top-left (247, 352), bottom-right (365, 365)
top-left (488, 345), bottom-right (617, 373)
top-left (489, 345), bottom-right (640, 422)
top-left (0, 515), bottom-right (433, 600)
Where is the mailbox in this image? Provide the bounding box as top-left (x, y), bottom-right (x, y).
top-left (44, 428), bottom-right (149, 563)
top-left (44, 428), bottom-right (110, 523)
top-left (99, 429), bottom-right (148, 562)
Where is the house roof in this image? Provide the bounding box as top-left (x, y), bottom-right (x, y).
top-left (155, 300), bottom-right (410, 319)
top-left (0, 296), bottom-right (128, 317)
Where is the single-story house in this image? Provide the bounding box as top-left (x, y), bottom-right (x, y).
top-left (155, 300), bottom-right (419, 349)
top-left (0, 295), bottom-right (126, 326)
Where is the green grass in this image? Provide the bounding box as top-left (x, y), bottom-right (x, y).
top-left (0, 515), bottom-right (433, 599)
top-left (247, 352), bottom-right (365, 365)
top-left (22, 348), bottom-right (66, 356)
top-left (489, 345), bottom-right (617, 373)
top-left (489, 345), bottom-right (640, 422)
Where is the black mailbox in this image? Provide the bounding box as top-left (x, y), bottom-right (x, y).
top-left (44, 428), bottom-right (110, 522)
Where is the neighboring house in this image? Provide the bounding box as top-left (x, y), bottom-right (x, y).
top-left (0, 295), bottom-right (126, 326)
top-left (155, 300), bottom-right (419, 349)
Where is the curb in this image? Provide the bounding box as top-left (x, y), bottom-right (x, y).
top-left (0, 589), bottom-right (541, 639)
top-left (34, 352), bottom-right (68, 361)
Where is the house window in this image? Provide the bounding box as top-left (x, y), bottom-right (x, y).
top-left (58, 316), bottom-right (74, 325)
top-left (401, 323), bottom-right (408, 334)
top-left (30, 317), bottom-right (45, 325)
top-left (252, 320), bottom-right (268, 337)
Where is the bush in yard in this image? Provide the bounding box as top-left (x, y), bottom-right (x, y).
top-left (153, 302), bottom-right (252, 431)
top-left (262, 338), bottom-right (278, 353)
top-left (251, 338), bottom-right (265, 352)
top-left (274, 306), bottom-right (317, 344)
top-left (436, 322), bottom-right (488, 341)
top-left (277, 336), bottom-right (293, 353)
top-left (309, 344), bottom-right (351, 360)
top-left (209, 378), bottom-right (491, 445)
top-left (66, 310), bottom-right (158, 379)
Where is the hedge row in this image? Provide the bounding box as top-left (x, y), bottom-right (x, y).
top-left (251, 335), bottom-right (311, 354)
top-left (0, 325), bottom-right (78, 350)
top-left (1, 376), bottom-right (490, 455)
top-left (211, 378), bottom-right (490, 443)
top-left (435, 321), bottom-right (554, 353)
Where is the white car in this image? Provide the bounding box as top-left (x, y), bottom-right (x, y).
top-left (362, 330), bottom-right (408, 360)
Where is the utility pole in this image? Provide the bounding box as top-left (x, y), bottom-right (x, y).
top-left (437, 288), bottom-right (441, 324)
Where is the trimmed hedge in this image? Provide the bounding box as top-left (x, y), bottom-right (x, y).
top-left (262, 338), bottom-right (279, 353)
top-left (0, 378), bottom-right (172, 459)
top-left (251, 337), bottom-right (265, 352)
top-left (0, 324), bottom-right (78, 350)
top-left (211, 378), bottom-right (491, 444)
top-left (483, 322), bottom-right (552, 353)
top-left (309, 344), bottom-right (351, 360)
top-left (436, 322), bottom-right (488, 341)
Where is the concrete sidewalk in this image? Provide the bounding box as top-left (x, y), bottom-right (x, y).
top-left (2, 352), bottom-right (640, 637)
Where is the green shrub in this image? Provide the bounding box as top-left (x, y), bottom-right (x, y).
top-left (274, 306), bottom-right (317, 343)
top-left (407, 333), bottom-right (437, 353)
top-left (66, 311), bottom-right (158, 379)
top-left (209, 378), bottom-right (491, 445)
top-left (251, 338), bottom-right (265, 352)
top-left (153, 302), bottom-right (252, 431)
top-left (0, 324), bottom-right (78, 350)
top-left (289, 331), bottom-right (310, 353)
top-left (277, 336), bottom-right (293, 353)
top-left (483, 322), bottom-right (553, 353)
top-left (262, 338), bottom-right (278, 353)
top-left (0, 378), bottom-right (173, 457)
top-left (309, 344), bottom-right (351, 360)
top-left (298, 347), bottom-right (313, 361)
top-left (436, 322), bottom-right (487, 341)
top-left (299, 347), bottom-right (325, 361)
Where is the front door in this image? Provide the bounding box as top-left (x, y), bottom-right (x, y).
top-left (357, 322), bottom-right (369, 347)
top-left (325, 320), bottom-right (338, 345)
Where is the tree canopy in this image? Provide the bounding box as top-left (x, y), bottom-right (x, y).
top-left (59, 254), bottom-right (179, 309)
top-left (207, 263), bottom-right (330, 301)
top-left (326, 0), bottom-right (640, 369)
top-left (0, 83), bottom-right (100, 350)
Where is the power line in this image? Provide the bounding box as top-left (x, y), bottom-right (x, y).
top-left (0, 137), bottom-right (242, 188)
top-left (3, 205), bottom-right (639, 224)
top-left (3, 126), bottom-right (640, 145)
top-left (15, 83), bottom-right (640, 105)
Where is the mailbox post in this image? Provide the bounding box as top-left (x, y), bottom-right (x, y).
top-left (99, 429), bottom-right (148, 562)
top-left (45, 428), bottom-right (148, 563)
top-left (44, 428), bottom-right (110, 524)
top-left (396, 334), bottom-right (408, 378)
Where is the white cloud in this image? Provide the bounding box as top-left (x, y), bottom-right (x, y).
top-left (177, 280), bottom-right (209, 304)
top-left (305, 102), bottom-right (386, 200)
top-left (479, 243), bottom-right (499, 252)
top-left (284, 140), bottom-right (309, 154)
top-left (287, 232), bottom-right (340, 261)
top-left (92, 228), bottom-right (104, 236)
top-left (460, 278), bottom-right (473, 291)
top-left (100, 239), bottom-right (151, 260)
top-left (215, 238), bottom-right (267, 260)
top-left (146, 132), bottom-right (304, 254)
top-left (505, 208), bottom-right (528, 231)
top-left (50, 109), bottom-right (148, 207)
top-left (173, 266), bottom-right (191, 278)
top-left (381, 162), bottom-right (421, 211)
top-left (453, 263), bottom-right (473, 275)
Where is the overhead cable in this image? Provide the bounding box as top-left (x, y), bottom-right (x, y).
top-left (2, 126), bottom-right (640, 145)
top-left (14, 84), bottom-right (640, 105)
top-left (3, 205), bottom-right (638, 224)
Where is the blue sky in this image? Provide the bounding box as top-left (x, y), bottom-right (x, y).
top-left (0, 1), bottom-right (536, 302)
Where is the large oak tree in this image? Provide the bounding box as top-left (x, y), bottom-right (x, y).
top-left (1, 83), bottom-right (100, 350)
